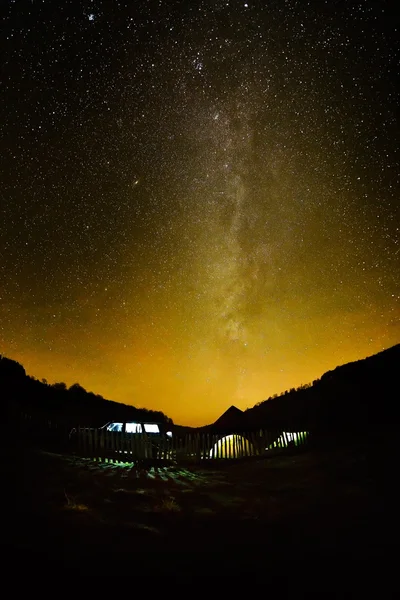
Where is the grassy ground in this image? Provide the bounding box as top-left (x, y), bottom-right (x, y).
top-left (2, 435), bottom-right (396, 581)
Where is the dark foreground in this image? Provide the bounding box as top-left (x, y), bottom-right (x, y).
top-left (2, 434), bottom-right (397, 583)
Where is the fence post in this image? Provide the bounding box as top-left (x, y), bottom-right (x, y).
top-left (81, 427), bottom-right (86, 456)
top-left (93, 428), bottom-right (98, 462)
top-left (109, 430), bottom-right (114, 459)
top-left (200, 433), bottom-right (205, 460)
top-left (188, 434), bottom-right (193, 461)
top-left (195, 433), bottom-right (200, 461)
top-left (99, 427), bottom-right (105, 461)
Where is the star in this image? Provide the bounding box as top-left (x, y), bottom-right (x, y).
top-left (1, 0), bottom-right (398, 427)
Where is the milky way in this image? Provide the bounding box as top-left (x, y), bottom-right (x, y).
top-left (1, 1), bottom-right (399, 425)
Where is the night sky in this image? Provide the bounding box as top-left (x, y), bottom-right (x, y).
top-left (1, 1), bottom-right (399, 426)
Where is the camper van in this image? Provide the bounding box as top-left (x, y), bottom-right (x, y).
top-left (69, 420), bottom-right (173, 458)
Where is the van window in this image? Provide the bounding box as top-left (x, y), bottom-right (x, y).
top-left (143, 423), bottom-right (160, 433)
top-left (125, 422), bottom-right (143, 433)
top-left (106, 422), bottom-right (123, 432)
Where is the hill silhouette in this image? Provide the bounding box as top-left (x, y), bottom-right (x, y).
top-left (1, 344), bottom-right (399, 432)
top-left (0, 354), bottom-right (173, 428)
top-left (243, 344), bottom-right (399, 432)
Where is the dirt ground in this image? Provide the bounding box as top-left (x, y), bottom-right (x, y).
top-left (2, 436), bottom-right (396, 582)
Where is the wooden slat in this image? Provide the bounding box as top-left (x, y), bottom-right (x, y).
top-left (246, 432), bottom-right (251, 457)
top-left (118, 430), bottom-right (123, 458)
top-left (123, 430), bottom-right (128, 459)
top-left (108, 431), bottom-right (113, 459)
top-left (120, 430), bottom-right (125, 459)
top-left (175, 435), bottom-right (179, 461)
top-left (120, 431), bottom-right (125, 461)
top-left (75, 426), bottom-right (80, 455)
top-left (121, 431), bottom-right (126, 460)
top-left (191, 433), bottom-right (196, 461)
top-left (179, 434), bottom-right (183, 461)
top-left (261, 429), bottom-right (266, 455)
top-left (249, 431), bottom-right (256, 456)
top-left (105, 430), bottom-right (111, 462)
top-left (247, 432), bottom-right (252, 457)
top-left (81, 427), bottom-right (86, 456)
top-left (119, 431), bottom-right (124, 461)
top-left (184, 434), bottom-right (188, 461)
top-left (99, 428), bottom-right (104, 462)
top-left (158, 434), bottom-right (162, 461)
top-left (96, 428), bottom-right (101, 461)
top-left (132, 430), bottom-right (137, 460)
top-left (81, 428), bottom-right (87, 456)
top-left (138, 431), bottom-right (143, 460)
top-left (129, 430), bottom-right (134, 460)
top-left (195, 433), bottom-right (200, 461)
top-left (188, 433), bottom-right (192, 462)
top-left (127, 431), bottom-right (133, 460)
top-left (89, 428), bottom-right (94, 457)
top-left (93, 428), bottom-right (98, 461)
top-left (111, 431), bottom-right (117, 459)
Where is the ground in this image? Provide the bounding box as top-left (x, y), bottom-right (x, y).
top-left (2, 434), bottom-right (396, 581)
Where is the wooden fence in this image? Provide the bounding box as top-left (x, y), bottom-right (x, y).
top-left (9, 409), bottom-right (309, 463)
top-left (71, 428), bottom-right (309, 463)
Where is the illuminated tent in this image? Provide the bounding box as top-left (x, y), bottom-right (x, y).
top-left (209, 434), bottom-right (255, 458)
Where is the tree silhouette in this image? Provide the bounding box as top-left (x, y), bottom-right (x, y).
top-left (0, 355), bottom-right (26, 379)
top-left (52, 382), bottom-right (67, 391)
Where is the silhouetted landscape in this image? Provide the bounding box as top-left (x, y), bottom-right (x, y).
top-left (1, 345), bottom-right (399, 581)
top-left (1, 354), bottom-right (173, 427)
top-left (245, 343), bottom-right (400, 431)
top-left (3, 343), bottom-right (398, 433)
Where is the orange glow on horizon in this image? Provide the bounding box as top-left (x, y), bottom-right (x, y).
top-left (5, 307), bottom-right (398, 427)
top-left (2, 4), bottom-right (398, 427)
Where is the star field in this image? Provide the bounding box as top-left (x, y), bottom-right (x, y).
top-left (1, 0), bottom-right (399, 425)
